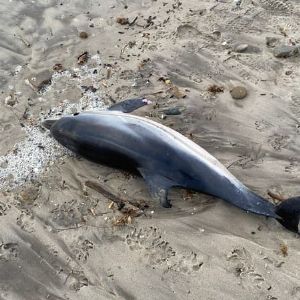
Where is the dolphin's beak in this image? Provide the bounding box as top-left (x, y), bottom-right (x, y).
top-left (42, 119), bottom-right (57, 130)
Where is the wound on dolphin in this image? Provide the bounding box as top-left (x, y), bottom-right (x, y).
top-left (43, 98), bottom-right (300, 235)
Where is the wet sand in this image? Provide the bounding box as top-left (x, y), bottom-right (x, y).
top-left (0, 0), bottom-right (300, 299)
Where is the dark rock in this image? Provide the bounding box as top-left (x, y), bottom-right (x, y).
top-left (79, 31), bottom-right (88, 39)
top-left (163, 106), bottom-right (184, 115)
top-left (273, 45), bottom-right (298, 58)
top-left (266, 37), bottom-right (279, 48)
top-left (116, 17), bottom-right (129, 25)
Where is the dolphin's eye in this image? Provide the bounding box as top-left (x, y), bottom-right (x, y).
top-left (73, 112), bottom-right (79, 116)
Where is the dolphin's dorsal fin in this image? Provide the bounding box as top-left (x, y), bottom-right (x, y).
top-left (138, 168), bottom-right (174, 208)
top-left (107, 98), bottom-right (152, 113)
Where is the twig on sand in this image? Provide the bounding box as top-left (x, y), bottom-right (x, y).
top-left (119, 44), bottom-right (128, 59)
top-left (226, 158), bottom-right (245, 169)
top-left (209, 3), bottom-right (220, 11)
top-left (85, 180), bottom-right (126, 209)
top-left (129, 16), bottom-right (138, 26)
top-left (85, 180), bottom-right (148, 210)
top-left (16, 34), bottom-right (31, 47)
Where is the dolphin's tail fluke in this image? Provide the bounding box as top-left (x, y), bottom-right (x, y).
top-left (275, 197), bottom-right (300, 234)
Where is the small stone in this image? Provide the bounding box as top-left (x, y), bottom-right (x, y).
top-left (79, 31), bottom-right (88, 39)
top-left (230, 86), bottom-right (247, 100)
top-left (5, 95), bottom-right (16, 106)
top-left (273, 45), bottom-right (299, 58)
top-left (233, 43), bottom-right (248, 53)
top-left (266, 37), bottom-right (279, 48)
top-left (163, 106), bottom-right (184, 115)
top-left (116, 17), bottom-right (129, 25)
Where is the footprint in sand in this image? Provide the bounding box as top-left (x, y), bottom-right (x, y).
top-left (226, 247), bottom-right (271, 289)
top-left (267, 134), bottom-right (290, 151)
top-left (258, 0), bottom-right (293, 12)
top-left (64, 270), bottom-right (89, 291)
top-left (168, 251), bottom-right (204, 274)
top-left (0, 242), bottom-right (19, 262)
top-left (125, 226), bottom-right (204, 274)
top-left (176, 25), bottom-right (200, 39)
top-left (71, 237), bottom-right (94, 263)
top-left (125, 226), bottom-right (175, 262)
top-left (0, 201), bottom-right (10, 216)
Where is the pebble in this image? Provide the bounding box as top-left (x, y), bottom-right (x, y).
top-left (233, 43), bottom-right (248, 53)
top-left (116, 17), bottom-right (129, 25)
top-left (5, 95), bottom-right (16, 106)
top-left (273, 45), bottom-right (299, 58)
top-left (266, 37), bottom-right (279, 48)
top-left (230, 86), bottom-right (247, 99)
top-left (79, 31), bottom-right (88, 39)
top-left (163, 106), bottom-right (183, 115)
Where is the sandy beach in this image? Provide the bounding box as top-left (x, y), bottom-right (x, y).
top-left (0, 0), bottom-right (300, 299)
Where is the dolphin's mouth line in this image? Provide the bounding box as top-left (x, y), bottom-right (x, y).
top-left (42, 119), bottom-right (57, 129)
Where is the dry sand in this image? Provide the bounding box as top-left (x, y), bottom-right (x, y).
top-left (0, 0), bottom-right (300, 299)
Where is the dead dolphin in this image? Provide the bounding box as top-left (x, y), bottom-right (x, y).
top-left (43, 98), bottom-right (300, 234)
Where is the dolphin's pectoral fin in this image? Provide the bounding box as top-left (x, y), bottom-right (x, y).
top-left (107, 98), bottom-right (152, 113)
top-left (138, 168), bottom-right (174, 208)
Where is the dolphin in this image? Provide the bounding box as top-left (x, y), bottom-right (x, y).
top-left (43, 98), bottom-right (300, 234)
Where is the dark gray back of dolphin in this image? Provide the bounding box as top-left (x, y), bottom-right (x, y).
top-left (43, 98), bottom-right (300, 235)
